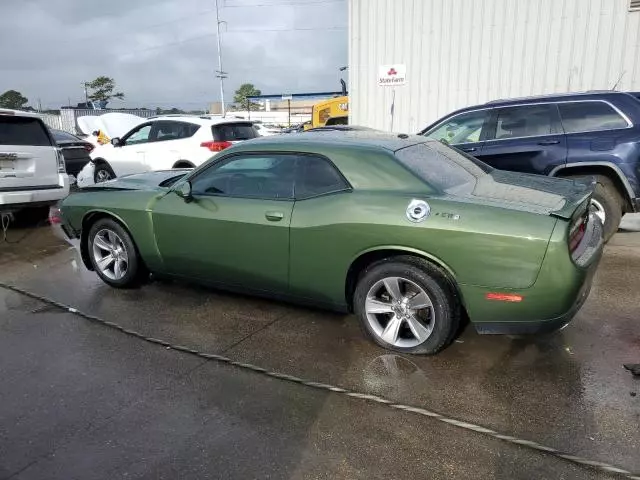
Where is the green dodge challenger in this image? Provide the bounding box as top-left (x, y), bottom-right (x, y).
top-left (58, 131), bottom-right (604, 354)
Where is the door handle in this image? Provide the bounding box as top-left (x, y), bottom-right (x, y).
top-left (265, 211), bottom-right (284, 221)
top-left (461, 147), bottom-right (477, 152)
top-left (537, 140), bottom-right (560, 145)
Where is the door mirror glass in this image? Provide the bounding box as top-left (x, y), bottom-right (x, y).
top-left (175, 181), bottom-right (192, 201)
top-left (111, 137), bottom-right (121, 147)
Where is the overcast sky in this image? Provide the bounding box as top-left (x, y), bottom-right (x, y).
top-left (0, 0), bottom-right (347, 109)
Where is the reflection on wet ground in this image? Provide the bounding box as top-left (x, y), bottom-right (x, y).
top-left (1, 215), bottom-right (639, 479)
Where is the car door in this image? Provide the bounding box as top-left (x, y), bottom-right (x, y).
top-left (141, 121), bottom-right (200, 170)
top-left (477, 103), bottom-right (567, 175)
top-left (110, 122), bottom-right (154, 176)
top-left (288, 154), bottom-right (353, 303)
top-left (557, 100), bottom-right (633, 168)
top-left (150, 153), bottom-right (296, 294)
top-left (420, 109), bottom-right (491, 156)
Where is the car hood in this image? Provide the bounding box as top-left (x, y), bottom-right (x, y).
top-left (85, 170), bottom-right (190, 191)
top-left (447, 170), bottom-right (593, 219)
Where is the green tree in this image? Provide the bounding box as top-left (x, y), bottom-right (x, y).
top-left (0, 90), bottom-right (29, 110)
top-left (86, 76), bottom-right (125, 104)
top-left (233, 83), bottom-right (261, 107)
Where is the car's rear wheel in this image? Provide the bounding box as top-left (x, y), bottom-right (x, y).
top-left (87, 218), bottom-right (145, 288)
top-left (94, 162), bottom-right (115, 183)
top-left (567, 174), bottom-right (622, 242)
top-left (354, 257), bottom-right (460, 355)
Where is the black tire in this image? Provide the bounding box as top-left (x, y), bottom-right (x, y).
top-left (354, 256), bottom-right (460, 355)
top-left (567, 174), bottom-right (622, 242)
top-left (87, 218), bottom-right (146, 288)
top-left (94, 162), bottom-right (116, 183)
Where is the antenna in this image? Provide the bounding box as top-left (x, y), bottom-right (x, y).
top-left (611, 71), bottom-right (626, 91)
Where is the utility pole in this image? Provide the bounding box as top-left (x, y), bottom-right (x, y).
top-left (215, 0), bottom-right (228, 117)
top-left (82, 82), bottom-right (89, 106)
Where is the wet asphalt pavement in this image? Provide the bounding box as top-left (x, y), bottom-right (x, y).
top-left (1, 215), bottom-right (639, 479)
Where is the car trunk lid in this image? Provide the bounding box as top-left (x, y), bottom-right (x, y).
top-left (0, 115), bottom-right (60, 191)
top-left (447, 169), bottom-right (594, 220)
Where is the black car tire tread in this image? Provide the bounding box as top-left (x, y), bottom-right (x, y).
top-left (354, 256), bottom-right (461, 355)
top-left (87, 218), bottom-right (146, 288)
top-left (568, 174), bottom-right (622, 242)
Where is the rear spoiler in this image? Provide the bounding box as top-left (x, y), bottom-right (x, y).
top-left (549, 179), bottom-right (595, 220)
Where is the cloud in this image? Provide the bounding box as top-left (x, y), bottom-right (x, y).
top-left (0, 0), bottom-right (347, 109)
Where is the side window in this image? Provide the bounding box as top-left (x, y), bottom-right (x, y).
top-left (558, 102), bottom-right (629, 133)
top-left (490, 105), bottom-right (557, 140)
top-left (424, 110), bottom-right (488, 145)
top-left (190, 154), bottom-right (296, 199)
top-left (295, 156), bottom-right (349, 199)
top-left (123, 124), bottom-right (152, 146)
top-left (151, 121), bottom-right (200, 142)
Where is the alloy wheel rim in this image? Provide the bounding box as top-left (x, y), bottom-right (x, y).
top-left (92, 229), bottom-right (128, 280)
top-left (365, 276), bottom-right (435, 348)
top-left (96, 169), bottom-right (112, 182)
top-left (591, 199), bottom-right (606, 225)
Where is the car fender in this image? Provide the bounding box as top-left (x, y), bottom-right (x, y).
top-left (79, 208), bottom-right (136, 271)
top-left (550, 162), bottom-right (635, 201)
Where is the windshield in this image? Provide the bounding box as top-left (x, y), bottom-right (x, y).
top-left (395, 141), bottom-right (491, 191)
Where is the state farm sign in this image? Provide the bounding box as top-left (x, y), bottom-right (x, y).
top-left (378, 64), bottom-right (406, 86)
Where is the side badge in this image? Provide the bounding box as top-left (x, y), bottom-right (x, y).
top-left (406, 199), bottom-right (431, 223)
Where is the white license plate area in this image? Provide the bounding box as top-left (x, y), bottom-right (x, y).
top-left (0, 159), bottom-right (15, 170)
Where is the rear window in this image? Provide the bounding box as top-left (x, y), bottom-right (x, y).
top-left (212, 122), bottom-right (258, 141)
top-left (558, 101), bottom-right (629, 133)
top-left (52, 129), bottom-right (80, 143)
top-left (0, 116), bottom-right (53, 146)
top-left (395, 141), bottom-right (491, 191)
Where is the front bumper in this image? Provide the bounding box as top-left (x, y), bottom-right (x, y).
top-left (76, 162), bottom-right (96, 188)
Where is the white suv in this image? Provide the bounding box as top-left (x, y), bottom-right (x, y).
top-left (77, 116), bottom-right (259, 186)
top-left (0, 110), bottom-right (69, 218)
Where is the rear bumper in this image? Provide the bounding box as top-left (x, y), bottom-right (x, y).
top-left (0, 174), bottom-right (70, 209)
top-left (474, 265), bottom-right (595, 334)
top-left (466, 214), bottom-right (603, 335)
top-left (65, 158), bottom-right (91, 177)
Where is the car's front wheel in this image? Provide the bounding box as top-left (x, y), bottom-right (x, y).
top-left (88, 218), bottom-right (145, 288)
top-left (94, 162), bottom-right (115, 183)
top-left (354, 257), bottom-right (460, 355)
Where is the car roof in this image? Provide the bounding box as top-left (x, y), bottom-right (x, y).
top-left (419, 91), bottom-right (639, 131)
top-left (0, 108), bottom-right (43, 119)
top-left (147, 115), bottom-right (254, 126)
top-left (231, 130), bottom-right (430, 153)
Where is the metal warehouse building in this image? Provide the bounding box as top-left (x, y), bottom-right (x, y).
top-left (348, 0), bottom-right (640, 133)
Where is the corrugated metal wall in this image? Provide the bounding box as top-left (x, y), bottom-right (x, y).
top-left (349, 0), bottom-right (640, 133)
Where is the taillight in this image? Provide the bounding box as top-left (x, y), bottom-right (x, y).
top-left (49, 206), bottom-right (62, 225)
top-left (56, 149), bottom-right (66, 173)
top-left (200, 141), bottom-right (232, 152)
top-left (568, 215), bottom-right (587, 253)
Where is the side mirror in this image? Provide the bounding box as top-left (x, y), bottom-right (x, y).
top-left (111, 137), bottom-right (122, 147)
top-left (175, 181), bottom-right (193, 202)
